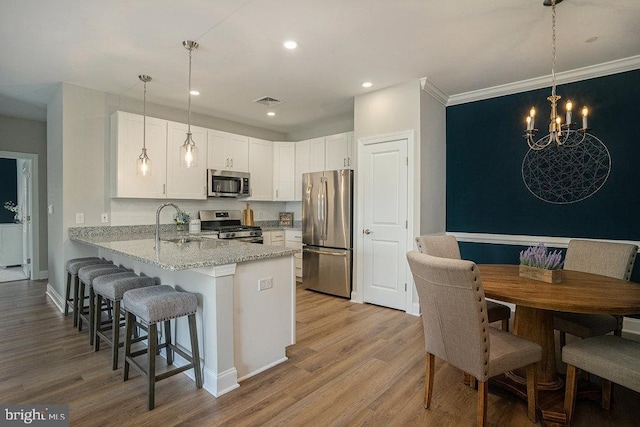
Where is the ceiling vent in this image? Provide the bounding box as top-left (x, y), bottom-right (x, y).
top-left (253, 96), bottom-right (282, 107)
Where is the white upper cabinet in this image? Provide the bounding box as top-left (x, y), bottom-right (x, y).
top-left (273, 141), bottom-right (296, 201)
top-left (294, 140), bottom-right (310, 201)
top-left (111, 111), bottom-right (168, 199)
top-left (166, 121), bottom-right (208, 200)
top-left (207, 130), bottom-right (249, 172)
top-left (248, 138), bottom-right (273, 201)
top-left (309, 137), bottom-right (326, 172)
top-left (325, 131), bottom-right (354, 170)
top-left (294, 137), bottom-right (325, 201)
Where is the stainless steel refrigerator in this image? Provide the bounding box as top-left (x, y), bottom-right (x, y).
top-left (302, 169), bottom-right (353, 298)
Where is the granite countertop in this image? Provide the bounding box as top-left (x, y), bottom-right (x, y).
top-left (69, 226), bottom-right (298, 271)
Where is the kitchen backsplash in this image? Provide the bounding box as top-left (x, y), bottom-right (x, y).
top-left (110, 198), bottom-right (302, 226)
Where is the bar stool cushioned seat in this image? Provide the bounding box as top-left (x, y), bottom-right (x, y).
top-left (77, 264), bottom-right (128, 344)
top-left (93, 272), bottom-right (156, 369)
top-left (563, 335), bottom-right (640, 425)
top-left (64, 257), bottom-right (112, 326)
top-left (123, 285), bottom-right (202, 410)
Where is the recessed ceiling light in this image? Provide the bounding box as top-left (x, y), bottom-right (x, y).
top-left (267, 111), bottom-right (276, 117)
top-left (190, 90), bottom-right (200, 96)
top-left (362, 81), bottom-right (373, 88)
top-left (283, 40), bottom-right (298, 50)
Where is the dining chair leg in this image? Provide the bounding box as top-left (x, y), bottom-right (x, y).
top-left (469, 375), bottom-right (477, 389)
top-left (601, 379), bottom-right (612, 410)
top-left (564, 364), bottom-right (579, 426)
top-left (424, 353), bottom-right (434, 409)
top-left (501, 318), bottom-right (509, 332)
top-left (477, 380), bottom-right (488, 427)
top-left (525, 363), bottom-right (538, 423)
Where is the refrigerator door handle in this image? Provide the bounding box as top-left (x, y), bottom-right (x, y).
top-left (322, 178), bottom-right (329, 240)
top-left (303, 247), bottom-right (346, 256)
top-left (318, 176), bottom-right (328, 240)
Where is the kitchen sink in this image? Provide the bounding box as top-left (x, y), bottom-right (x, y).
top-left (163, 237), bottom-right (202, 244)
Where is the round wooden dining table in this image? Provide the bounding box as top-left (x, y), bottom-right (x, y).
top-left (478, 264), bottom-right (640, 424)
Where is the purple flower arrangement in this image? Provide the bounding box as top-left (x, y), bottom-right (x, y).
top-left (519, 243), bottom-right (563, 270)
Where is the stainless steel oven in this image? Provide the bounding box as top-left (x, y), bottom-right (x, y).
top-left (199, 210), bottom-right (263, 243)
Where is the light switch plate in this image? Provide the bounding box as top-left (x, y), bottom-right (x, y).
top-left (76, 213), bottom-right (85, 224)
top-left (101, 213), bottom-right (109, 223)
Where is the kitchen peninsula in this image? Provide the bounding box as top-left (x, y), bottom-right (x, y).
top-left (69, 225), bottom-right (298, 397)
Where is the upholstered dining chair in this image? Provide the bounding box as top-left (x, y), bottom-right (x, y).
top-left (406, 251), bottom-right (541, 426)
top-left (415, 235), bottom-right (511, 331)
top-left (554, 239), bottom-right (638, 347)
top-left (563, 335), bottom-right (640, 425)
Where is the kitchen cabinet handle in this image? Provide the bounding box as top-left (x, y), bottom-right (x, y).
top-left (230, 158), bottom-right (233, 167)
top-left (343, 158), bottom-right (346, 167)
top-left (163, 184), bottom-right (166, 195)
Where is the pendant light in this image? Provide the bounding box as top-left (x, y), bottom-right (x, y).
top-left (137, 75), bottom-right (152, 176)
top-left (181, 40), bottom-right (199, 168)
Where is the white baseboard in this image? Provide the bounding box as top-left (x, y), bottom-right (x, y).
top-left (46, 282), bottom-right (65, 313)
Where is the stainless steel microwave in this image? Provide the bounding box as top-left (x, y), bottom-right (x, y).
top-left (207, 170), bottom-right (251, 198)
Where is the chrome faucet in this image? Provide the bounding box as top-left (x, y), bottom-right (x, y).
top-left (155, 202), bottom-right (183, 245)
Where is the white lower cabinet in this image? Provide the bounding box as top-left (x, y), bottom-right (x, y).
top-left (0, 224), bottom-right (23, 267)
top-left (263, 230), bottom-right (285, 247)
top-left (285, 229), bottom-right (303, 281)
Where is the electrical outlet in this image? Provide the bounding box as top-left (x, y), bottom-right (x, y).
top-left (258, 277), bottom-right (273, 291)
top-left (75, 213), bottom-right (85, 224)
top-left (101, 213), bottom-right (109, 223)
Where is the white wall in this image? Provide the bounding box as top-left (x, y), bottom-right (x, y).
top-left (286, 112), bottom-right (354, 142)
top-left (353, 79), bottom-right (446, 314)
top-left (419, 88), bottom-right (446, 235)
top-left (0, 115), bottom-right (48, 275)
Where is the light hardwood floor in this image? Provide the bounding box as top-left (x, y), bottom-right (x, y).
top-left (1, 279), bottom-right (639, 426)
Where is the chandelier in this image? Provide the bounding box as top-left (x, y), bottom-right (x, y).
top-left (523, 0), bottom-right (590, 151)
top-left (182, 40), bottom-right (199, 168)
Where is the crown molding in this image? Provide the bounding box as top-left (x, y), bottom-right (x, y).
top-left (447, 55), bottom-right (640, 106)
top-left (420, 77), bottom-right (448, 105)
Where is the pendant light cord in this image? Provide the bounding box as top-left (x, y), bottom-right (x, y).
top-left (187, 47), bottom-right (192, 134)
top-left (143, 79), bottom-right (147, 150)
top-left (550, 0), bottom-right (557, 99)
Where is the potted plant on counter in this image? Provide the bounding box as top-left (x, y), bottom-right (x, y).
top-left (175, 211), bottom-right (190, 231)
top-left (519, 243), bottom-right (563, 283)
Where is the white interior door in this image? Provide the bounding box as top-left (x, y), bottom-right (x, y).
top-left (362, 138), bottom-right (408, 310)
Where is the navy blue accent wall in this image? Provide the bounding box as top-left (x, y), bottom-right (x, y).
top-left (0, 158), bottom-right (18, 223)
top-left (447, 69), bottom-right (640, 240)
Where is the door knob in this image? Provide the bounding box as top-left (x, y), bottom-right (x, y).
top-left (363, 229), bottom-right (372, 235)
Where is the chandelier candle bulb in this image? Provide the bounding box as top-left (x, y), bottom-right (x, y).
top-left (566, 100), bottom-right (572, 125)
top-left (582, 107), bottom-right (588, 129)
top-left (526, 116), bottom-right (532, 131)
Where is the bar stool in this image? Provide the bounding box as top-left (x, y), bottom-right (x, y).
top-left (93, 272), bottom-right (156, 369)
top-left (77, 263), bottom-right (129, 344)
top-left (123, 285), bottom-right (202, 410)
top-left (64, 257), bottom-right (112, 326)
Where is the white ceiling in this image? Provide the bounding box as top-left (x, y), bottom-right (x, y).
top-left (1, 0), bottom-right (639, 133)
